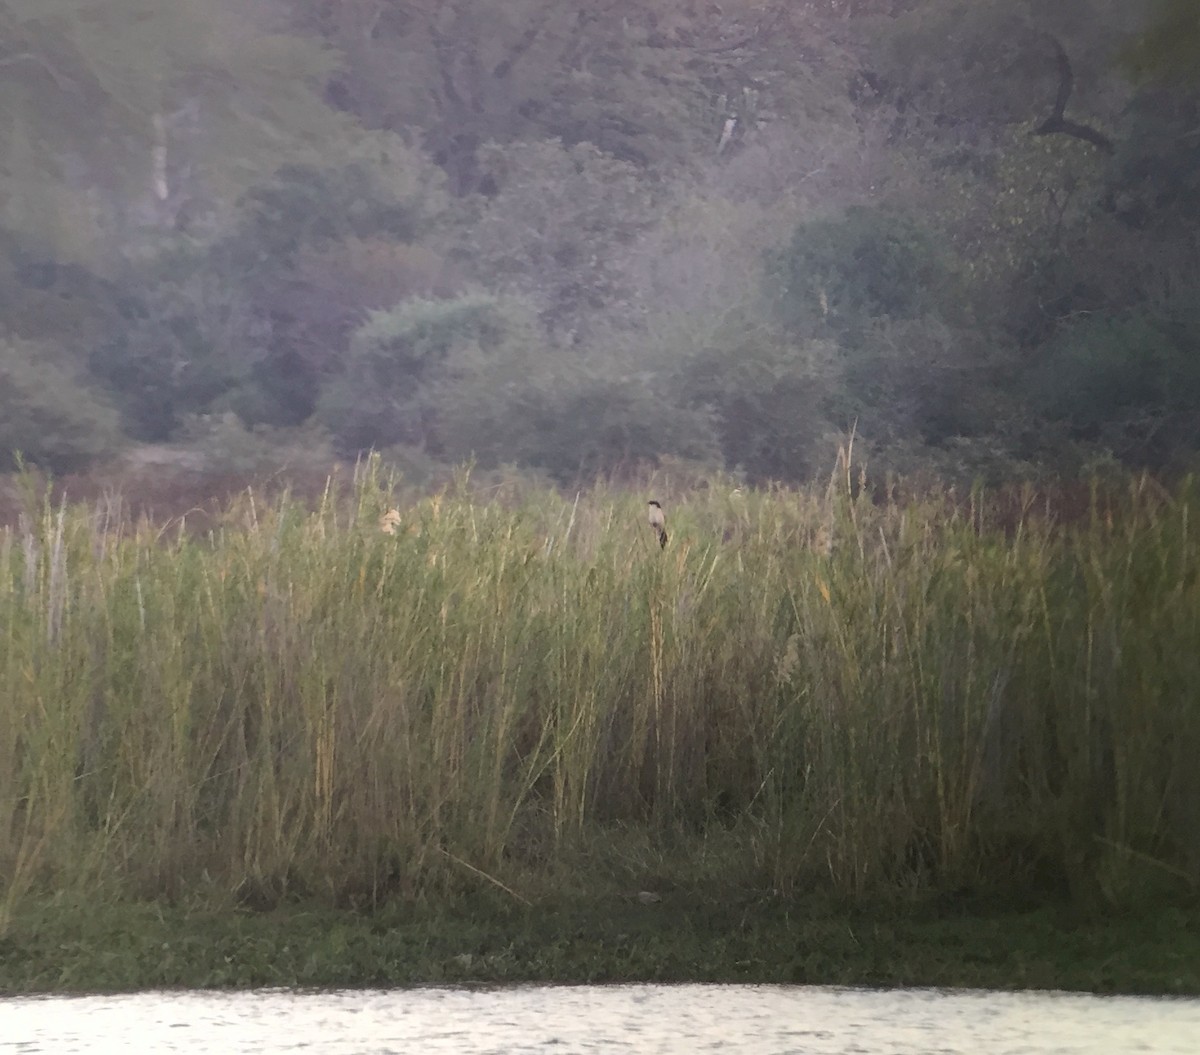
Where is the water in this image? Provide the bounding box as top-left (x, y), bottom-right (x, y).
top-left (2, 985), bottom-right (1198, 1054)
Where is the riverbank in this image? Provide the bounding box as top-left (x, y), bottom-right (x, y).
top-left (3, 890), bottom-right (1198, 995)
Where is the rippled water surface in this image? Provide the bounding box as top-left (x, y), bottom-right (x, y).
top-left (3, 985), bottom-right (1198, 1054)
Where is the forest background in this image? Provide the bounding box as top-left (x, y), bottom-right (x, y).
top-left (1, 0), bottom-right (1198, 490)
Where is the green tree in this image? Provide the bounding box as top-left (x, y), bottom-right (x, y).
top-left (1028, 310), bottom-right (1200, 463)
top-left (458, 140), bottom-right (657, 337)
top-left (316, 293), bottom-right (537, 455)
top-left (676, 330), bottom-right (834, 483)
top-left (0, 339), bottom-right (121, 471)
top-left (431, 350), bottom-right (719, 481)
top-left (773, 207), bottom-right (955, 333)
top-left (291, 0), bottom-right (747, 192)
top-left (85, 136), bottom-right (451, 438)
top-left (0, 0), bottom-right (348, 267)
top-left (1125, 0), bottom-right (1200, 81)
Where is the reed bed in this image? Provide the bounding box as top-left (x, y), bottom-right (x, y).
top-left (2, 458), bottom-right (1198, 925)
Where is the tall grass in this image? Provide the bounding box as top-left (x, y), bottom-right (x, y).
top-left (2, 457), bottom-right (1198, 924)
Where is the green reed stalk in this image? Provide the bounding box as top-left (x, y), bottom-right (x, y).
top-left (1, 459), bottom-right (1197, 921)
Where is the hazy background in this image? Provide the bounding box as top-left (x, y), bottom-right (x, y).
top-left (1, 0), bottom-right (1197, 486)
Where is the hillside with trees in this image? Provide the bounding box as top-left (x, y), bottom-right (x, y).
top-left (2, 0), bottom-right (1198, 485)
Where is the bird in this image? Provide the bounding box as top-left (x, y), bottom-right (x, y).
top-left (647, 500), bottom-right (668, 549)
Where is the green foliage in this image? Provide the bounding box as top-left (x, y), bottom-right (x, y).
top-left (82, 136), bottom-right (451, 439)
top-left (0, 0), bottom-right (348, 266)
top-left (677, 329), bottom-right (834, 482)
top-left (485, 376), bottom-right (719, 483)
top-left (764, 207), bottom-right (1006, 463)
top-left (87, 244), bottom-right (267, 441)
top-left (773, 207), bottom-right (954, 333)
top-left (839, 315), bottom-right (1010, 450)
top-left (225, 140), bottom-right (450, 425)
top-left (6, 895), bottom-right (1200, 992)
top-left (1030, 313), bottom-right (1200, 456)
top-left (316, 294), bottom-right (537, 455)
top-left (0, 0), bottom-right (1198, 482)
top-left (0, 340), bottom-right (121, 471)
top-left (875, 0), bottom-right (1139, 137)
top-left (364, 294), bottom-right (534, 371)
top-left (175, 414), bottom-right (334, 476)
top-left (1110, 87), bottom-right (1200, 227)
top-left (230, 137), bottom-right (447, 268)
top-left (299, 0), bottom-right (716, 193)
top-left (460, 140), bottom-right (658, 335)
top-left (316, 291), bottom-right (719, 480)
top-left (1125, 0), bottom-right (1200, 81)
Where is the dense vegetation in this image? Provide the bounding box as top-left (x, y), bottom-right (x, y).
top-left (2, 460), bottom-right (1197, 932)
top-left (1, 0), bottom-right (1198, 484)
top-left (4, 5), bottom-right (1199, 995)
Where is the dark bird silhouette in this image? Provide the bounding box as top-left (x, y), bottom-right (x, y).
top-left (647, 500), bottom-right (668, 549)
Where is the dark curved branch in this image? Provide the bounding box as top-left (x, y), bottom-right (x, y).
top-left (1048, 33), bottom-right (1073, 117)
top-left (1034, 116), bottom-right (1116, 154)
top-left (1033, 35), bottom-right (1114, 154)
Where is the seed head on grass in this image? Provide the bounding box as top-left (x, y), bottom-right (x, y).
top-left (379, 509), bottom-right (402, 535)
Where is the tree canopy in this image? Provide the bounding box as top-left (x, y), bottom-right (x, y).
top-left (2, 0), bottom-right (1198, 482)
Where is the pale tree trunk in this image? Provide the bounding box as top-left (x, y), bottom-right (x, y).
top-left (152, 111), bottom-right (169, 201)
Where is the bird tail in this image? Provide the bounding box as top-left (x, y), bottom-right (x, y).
top-left (656, 527), bottom-right (668, 549)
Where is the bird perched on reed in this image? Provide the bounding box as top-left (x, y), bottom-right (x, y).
top-left (647, 500), bottom-right (668, 549)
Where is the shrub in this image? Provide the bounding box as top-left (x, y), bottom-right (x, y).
top-left (316, 294), bottom-right (541, 455)
top-left (1030, 312), bottom-right (1200, 447)
top-left (0, 340), bottom-right (121, 472)
top-left (677, 332), bottom-right (835, 483)
top-left (772, 206), bottom-right (955, 332)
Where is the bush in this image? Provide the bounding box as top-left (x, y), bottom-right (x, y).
top-left (677, 332), bottom-right (836, 483)
top-left (316, 294), bottom-right (541, 456)
top-left (229, 138), bottom-right (447, 268)
top-left (176, 414), bottom-right (334, 475)
top-left (1030, 312), bottom-right (1200, 448)
top-left (319, 289), bottom-right (720, 480)
top-left (0, 340), bottom-right (121, 472)
top-left (88, 240), bottom-right (269, 441)
top-left (492, 376), bottom-right (719, 483)
top-left (772, 206), bottom-right (954, 333)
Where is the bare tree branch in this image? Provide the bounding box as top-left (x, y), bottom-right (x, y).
top-left (0, 51), bottom-right (80, 95)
